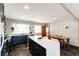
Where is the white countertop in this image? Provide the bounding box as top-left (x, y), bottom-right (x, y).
top-left (28, 36), bottom-right (59, 49)
top-left (29, 36), bottom-right (60, 56)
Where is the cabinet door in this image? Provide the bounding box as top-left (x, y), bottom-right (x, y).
top-left (34, 43), bottom-right (46, 56)
top-left (29, 39), bottom-right (36, 55)
top-left (39, 46), bottom-right (46, 56)
top-left (29, 38), bottom-right (46, 56)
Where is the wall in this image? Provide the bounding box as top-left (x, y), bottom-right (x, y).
top-left (49, 19), bottom-right (78, 47)
top-left (5, 18), bottom-right (13, 36)
top-left (0, 3), bottom-right (4, 56)
top-left (78, 20), bottom-right (79, 47)
top-left (5, 18), bottom-right (45, 36)
top-left (0, 3), bottom-right (4, 17)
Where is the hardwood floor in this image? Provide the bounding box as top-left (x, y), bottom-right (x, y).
top-left (60, 44), bottom-right (79, 56)
top-left (8, 43), bottom-right (79, 56)
top-left (8, 44), bottom-right (32, 56)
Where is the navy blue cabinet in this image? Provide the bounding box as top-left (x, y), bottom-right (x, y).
top-left (29, 38), bottom-right (46, 56)
top-left (1, 35), bottom-right (28, 56)
top-left (10, 35), bottom-right (28, 46)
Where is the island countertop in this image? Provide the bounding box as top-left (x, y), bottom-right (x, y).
top-left (28, 36), bottom-right (59, 48)
top-left (28, 35), bottom-right (60, 56)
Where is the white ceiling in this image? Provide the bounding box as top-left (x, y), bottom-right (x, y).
top-left (4, 3), bottom-right (79, 23)
top-left (63, 3), bottom-right (79, 19)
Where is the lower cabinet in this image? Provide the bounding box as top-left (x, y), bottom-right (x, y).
top-left (10, 35), bottom-right (28, 46)
top-left (1, 40), bottom-right (10, 56)
top-left (29, 38), bottom-right (46, 56)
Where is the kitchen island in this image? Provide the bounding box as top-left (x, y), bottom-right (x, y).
top-left (28, 36), bottom-right (60, 56)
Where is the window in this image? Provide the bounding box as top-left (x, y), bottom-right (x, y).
top-left (12, 23), bottom-right (29, 34)
top-left (46, 27), bottom-right (49, 33)
top-left (34, 25), bottom-right (48, 34)
top-left (34, 25), bottom-right (41, 34)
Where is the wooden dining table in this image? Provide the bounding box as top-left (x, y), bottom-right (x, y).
top-left (50, 36), bottom-right (70, 48)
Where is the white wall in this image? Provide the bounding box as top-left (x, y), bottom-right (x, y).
top-left (0, 3), bottom-right (4, 56)
top-left (5, 18), bottom-right (13, 36)
top-left (0, 17), bottom-right (1, 47)
top-left (50, 19), bottom-right (78, 47)
top-left (5, 18), bottom-right (45, 36)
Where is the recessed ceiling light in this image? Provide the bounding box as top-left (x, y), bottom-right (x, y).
top-left (24, 5), bottom-right (29, 10)
top-left (21, 16), bottom-right (24, 18)
top-left (54, 17), bottom-right (56, 19)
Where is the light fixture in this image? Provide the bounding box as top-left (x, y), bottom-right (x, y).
top-left (24, 5), bottom-right (29, 10)
top-left (21, 16), bottom-right (24, 18)
top-left (54, 17), bottom-right (56, 19)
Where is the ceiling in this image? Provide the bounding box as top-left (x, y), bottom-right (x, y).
top-left (63, 3), bottom-right (79, 19)
top-left (4, 3), bottom-right (79, 23)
